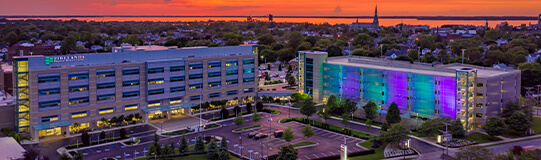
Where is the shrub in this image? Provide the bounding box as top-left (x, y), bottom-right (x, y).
top-left (256, 102), bottom-right (264, 111)
top-left (120, 128), bottom-right (127, 139)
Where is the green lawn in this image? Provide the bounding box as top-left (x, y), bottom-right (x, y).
top-left (232, 125), bottom-right (262, 132)
top-left (461, 132), bottom-right (502, 144)
top-left (279, 118), bottom-right (373, 139)
top-left (135, 154), bottom-right (240, 160)
top-left (349, 141), bottom-right (384, 160)
top-left (531, 117), bottom-right (541, 134)
top-left (291, 141), bottom-right (317, 148)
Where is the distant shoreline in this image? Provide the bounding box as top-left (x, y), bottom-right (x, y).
top-left (0, 15), bottom-right (537, 21)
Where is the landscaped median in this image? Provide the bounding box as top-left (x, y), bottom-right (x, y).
top-left (65, 136), bottom-right (130, 150)
top-left (162, 123), bottom-right (221, 136)
top-left (232, 125), bottom-right (262, 133)
top-left (279, 117), bottom-right (373, 140)
top-left (351, 141), bottom-right (384, 160)
top-left (291, 141), bottom-right (318, 149)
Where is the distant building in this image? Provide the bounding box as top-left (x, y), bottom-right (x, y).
top-left (351, 5), bottom-right (379, 31)
top-left (269, 14), bottom-right (273, 22)
top-left (529, 13), bottom-right (541, 30)
top-left (7, 43), bottom-right (57, 61)
top-left (496, 38), bottom-right (509, 46)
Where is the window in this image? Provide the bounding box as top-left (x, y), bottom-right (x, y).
top-left (243, 68), bottom-right (254, 74)
top-left (226, 79), bottom-right (238, 85)
top-left (38, 88), bottom-right (60, 95)
top-left (40, 115), bottom-right (60, 122)
top-left (39, 100), bottom-right (60, 109)
top-left (170, 98), bottom-right (182, 104)
top-left (170, 86), bottom-right (185, 92)
top-left (189, 63), bottom-right (203, 70)
top-left (123, 80), bottom-right (140, 86)
top-left (147, 67), bottom-right (164, 74)
top-left (170, 76), bottom-right (185, 82)
top-left (244, 88), bottom-right (254, 93)
top-left (190, 95), bottom-right (201, 101)
top-left (71, 111), bottom-right (88, 118)
top-left (97, 71), bottom-right (115, 78)
top-left (148, 78), bottom-right (165, 85)
top-left (209, 92), bottom-right (221, 98)
top-left (243, 59), bottom-right (255, 65)
top-left (227, 90), bottom-right (238, 95)
top-left (189, 74), bottom-right (203, 79)
top-left (226, 60), bottom-right (238, 66)
top-left (208, 81), bottom-right (221, 88)
top-left (243, 77), bottom-right (254, 83)
top-left (148, 101), bottom-right (161, 107)
top-left (123, 91), bottom-right (140, 98)
top-left (97, 94), bottom-right (115, 101)
top-left (98, 107), bottom-right (115, 114)
top-left (208, 71), bottom-right (221, 77)
top-left (97, 82), bottom-right (115, 89)
top-left (208, 61), bottom-right (221, 68)
top-left (189, 83), bottom-right (202, 90)
top-left (477, 83), bottom-right (484, 87)
top-left (226, 70), bottom-right (238, 75)
top-left (38, 75), bottom-right (60, 83)
top-left (170, 66), bottom-right (185, 72)
top-left (69, 73), bottom-right (88, 80)
top-left (124, 104), bottom-right (139, 111)
top-left (69, 97), bottom-right (89, 105)
top-left (122, 69), bottom-right (140, 75)
top-left (148, 89), bottom-right (165, 95)
top-left (69, 85), bottom-right (89, 92)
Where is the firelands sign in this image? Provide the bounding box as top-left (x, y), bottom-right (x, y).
top-left (45, 56), bottom-right (85, 65)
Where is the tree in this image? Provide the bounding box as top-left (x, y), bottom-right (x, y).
top-left (278, 144), bottom-right (299, 160)
top-left (233, 106), bottom-right (241, 116)
top-left (326, 95), bottom-right (339, 113)
top-left (455, 145), bottom-right (494, 160)
top-left (407, 49), bottom-right (419, 61)
top-left (179, 134), bottom-right (188, 154)
top-left (385, 102), bottom-right (401, 124)
top-left (81, 131), bottom-right (90, 146)
top-left (22, 147), bottom-right (41, 160)
top-left (267, 64), bottom-right (271, 71)
top-left (283, 127), bottom-right (294, 143)
top-left (519, 63), bottom-right (541, 95)
top-left (287, 65), bottom-right (293, 72)
top-left (18, 32), bottom-right (30, 41)
top-left (252, 111), bottom-right (262, 122)
top-left (223, 32), bottom-right (243, 46)
top-left (99, 131), bottom-right (106, 140)
top-left (342, 99), bottom-right (357, 118)
top-left (122, 34), bottom-right (142, 45)
top-left (288, 31), bottom-right (304, 49)
top-left (5, 32), bottom-right (18, 46)
top-left (352, 33), bottom-right (373, 48)
top-left (495, 147), bottom-right (541, 160)
top-left (119, 128), bottom-right (127, 139)
top-left (246, 103), bottom-right (252, 113)
top-left (278, 64), bottom-right (283, 71)
top-left (483, 117), bottom-right (507, 137)
top-left (340, 113), bottom-right (350, 133)
top-left (507, 111), bottom-right (531, 136)
top-left (220, 107), bottom-right (229, 119)
top-left (60, 35), bottom-right (76, 54)
top-left (134, 113), bottom-right (142, 121)
top-left (152, 134), bottom-right (161, 155)
top-left (301, 125), bottom-right (315, 139)
top-left (256, 102), bottom-right (264, 111)
top-left (257, 33), bottom-right (275, 46)
top-left (207, 137), bottom-right (219, 159)
top-left (299, 99), bottom-right (317, 119)
top-left (147, 142), bottom-right (158, 157)
top-left (72, 151), bottom-right (83, 160)
top-left (318, 106), bottom-right (331, 124)
top-left (363, 101), bottom-right (378, 122)
top-left (450, 119), bottom-right (466, 138)
top-left (380, 123), bottom-right (409, 146)
top-left (234, 114), bottom-right (245, 130)
top-left (219, 137), bottom-right (230, 160)
top-left (327, 45), bottom-right (343, 57)
top-left (194, 134), bottom-right (205, 153)
top-left (286, 74), bottom-right (296, 86)
top-left (502, 101), bottom-right (523, 118)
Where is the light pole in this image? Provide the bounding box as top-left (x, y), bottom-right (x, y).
top-left (461, 48), bottom-right (466, 65)
top-left (159, 121), bottom-right (164, 132)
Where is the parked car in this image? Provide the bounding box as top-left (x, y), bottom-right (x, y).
top-left (274, 130), bottom-right (283, 138)
top-left (248, 131), bottom-right (260, 138)
top-left (254, 133), bottom-right (269, 140)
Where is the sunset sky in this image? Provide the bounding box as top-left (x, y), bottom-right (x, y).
top-left (0, 0), bottom-right (540, 16)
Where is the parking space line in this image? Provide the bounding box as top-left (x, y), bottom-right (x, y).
top-left (321, 152), bottom-right (328, 157)
top-left (312, 154), bottom-right (319, 158)
top-left (304, 155), bottom-right (311, 159)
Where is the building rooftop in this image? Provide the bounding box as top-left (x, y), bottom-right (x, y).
top-left (0, 90), bottom-right (15, 106)
top-left (326, 56), bottom-right (518, 78)
top-left (299, 50), bottom-right (327, 54)
top-left (15, 45), bottom-right (257, 71)
top-left (0, 137), bottom-right (25, 160)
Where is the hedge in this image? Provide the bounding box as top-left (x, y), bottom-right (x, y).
top-left (311, 149), bottom-right (376, 160)
top-left (261, 108), bottom-right (279, 114)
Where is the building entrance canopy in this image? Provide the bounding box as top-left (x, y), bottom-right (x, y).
top-left (33, 120), bottom-right (72, 130)
top-left (142, 103), bottom-right (197, 113)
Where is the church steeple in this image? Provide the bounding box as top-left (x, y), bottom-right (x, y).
top-left (373, 5), bottom-right (379, 25)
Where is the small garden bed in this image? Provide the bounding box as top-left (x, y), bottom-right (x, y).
top-left (291, 141), bottom-right (317, 148)
top-left (233, 125), bottom-right (262, 132)
top-left (162, 129), bottom-right (194, 136)
top-left (460, 132), bottom-right (502, 144)
top-left (203, 123), bottom-right (220, 129)
top-left (124, 138), bottom-right (140, 145)
top-left (351, 141), bottom-right (384, 160)
top-left (264, 80), bottom-right (283, 85)
top-left (261, 108), bottom-right (279, 114)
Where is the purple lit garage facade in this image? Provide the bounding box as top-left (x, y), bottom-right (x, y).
top-left (299, 51), bottom-right (521, 131)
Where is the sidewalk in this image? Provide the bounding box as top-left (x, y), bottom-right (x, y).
top-left (479, 134), bottom-right (541, 147)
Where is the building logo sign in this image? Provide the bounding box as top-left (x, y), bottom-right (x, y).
top-left (45, 56), bottom-right (85, 65)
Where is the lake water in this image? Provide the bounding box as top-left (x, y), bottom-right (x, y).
top-left (7, 17), bottom-right (538, 28)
